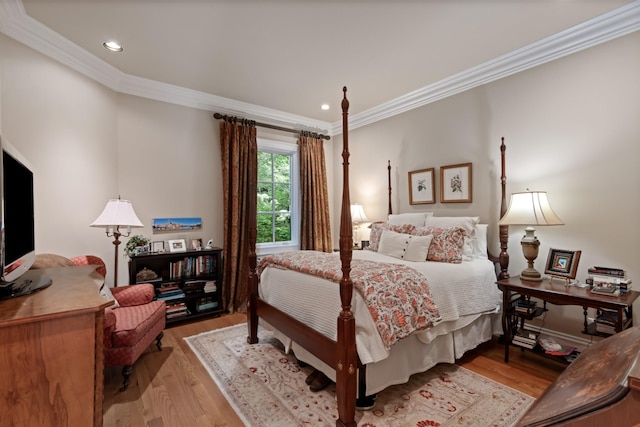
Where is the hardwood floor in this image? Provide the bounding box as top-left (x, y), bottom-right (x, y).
top-left (103, 313), bottom-right (565, 427)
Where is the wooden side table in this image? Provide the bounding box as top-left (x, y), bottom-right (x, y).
top-left (496, 276), bottom-right (640, 363)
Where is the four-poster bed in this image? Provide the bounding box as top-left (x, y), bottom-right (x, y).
top-left (246, 87), bottom-right (510, 427)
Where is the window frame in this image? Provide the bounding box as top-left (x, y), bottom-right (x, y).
top-left (256, 138), bottom-right (299, 256)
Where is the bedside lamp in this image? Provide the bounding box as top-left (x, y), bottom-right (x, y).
top-left (91, 197), bottom-right (143, 286)
top-left (499, 191), bottom-right (564, 281)
top-left (350, 203), bottom-right (369, 248)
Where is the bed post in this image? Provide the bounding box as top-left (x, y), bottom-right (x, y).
top-left (247, 130), bottom-right (259, 344)
top-left (336, 87), bottom-right (357, 427)
top-left (388, 160), bottom-right (392, 215)
top-left (498, 137), bottom-right (510, 280)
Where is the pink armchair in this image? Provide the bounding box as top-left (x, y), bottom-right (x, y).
top-left (31, 254), bottom-right (166, 391)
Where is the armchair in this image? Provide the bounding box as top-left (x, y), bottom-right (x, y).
top-left (31, 254), bottom-right (166, 391)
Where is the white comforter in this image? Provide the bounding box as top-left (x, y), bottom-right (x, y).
top-left (259, 250), bottom-right (501, 365)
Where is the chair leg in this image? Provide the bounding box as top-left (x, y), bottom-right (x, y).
top-left (120, 365), bottom-right (133, 392)
top-left (155, 331), bottom-right (164, 351)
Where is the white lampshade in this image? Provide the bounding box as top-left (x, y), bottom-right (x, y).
top-left (499, 191), bottom-right (564, 226)
top-left (350, 204), bottom-right (369, 224)
top-left (90, 198), bottom-right (143, 229)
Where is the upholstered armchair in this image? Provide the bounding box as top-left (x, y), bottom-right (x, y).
top-left (31, 254), bottom-right (166, 391)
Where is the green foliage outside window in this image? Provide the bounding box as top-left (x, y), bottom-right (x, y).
top-left (257, 151), bottom-right (292, 243)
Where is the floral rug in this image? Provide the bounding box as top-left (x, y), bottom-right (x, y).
top-left (185, 324), bottom-right (533, 427)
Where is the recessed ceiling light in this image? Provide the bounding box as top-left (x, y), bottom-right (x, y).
top-left (102, 41), bottom-right (123, 52)
top-left (321, 104), bottom-right (330, 111)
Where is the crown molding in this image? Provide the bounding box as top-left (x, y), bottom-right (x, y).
top-left (1, 0), bottom-right (638, 137)
top-left (332, 0), bottom-right (640, 134)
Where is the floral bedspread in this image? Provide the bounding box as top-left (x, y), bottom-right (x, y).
top-left (258, 251), bottom-right (442, 349)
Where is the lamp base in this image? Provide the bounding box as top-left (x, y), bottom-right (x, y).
top-left (520, 267), bottom-right (543, 282)
top-left (520, 228), bottom-right (542, 282)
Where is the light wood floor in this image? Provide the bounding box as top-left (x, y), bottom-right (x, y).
top-left (103, 313), bottom-right (565, 427)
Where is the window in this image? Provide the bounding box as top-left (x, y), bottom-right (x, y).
top-left (256, 139), bottom-right (299, 254)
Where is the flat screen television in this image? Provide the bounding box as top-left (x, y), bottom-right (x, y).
top-left (0, 136), bottom-right (51, 300)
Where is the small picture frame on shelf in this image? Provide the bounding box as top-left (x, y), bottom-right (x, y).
top-left (168, 239), bottom-right (187, 253)
top-left (440, 162), bottom-right (472, 203)
top-left (150, 241), bottom-right (165, 253)
top-left (545, 248), bottom-right (581, 280)
top-left (191, 238), bottom-right (203, 251)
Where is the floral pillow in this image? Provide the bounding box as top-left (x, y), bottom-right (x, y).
top-left (367, 222), bottom-right (416, 252)
top-left (411, 226), bottom-right (466, 263)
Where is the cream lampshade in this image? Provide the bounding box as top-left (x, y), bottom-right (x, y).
top-left (499, 191), bottom-right (564, 281)
top-left (350, 203), bottom-right (369, 248)
top-left (90, 197), bottom-right (143, 286)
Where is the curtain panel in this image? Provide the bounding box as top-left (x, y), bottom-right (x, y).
top-left (219, 121), bottom-right (257, 313)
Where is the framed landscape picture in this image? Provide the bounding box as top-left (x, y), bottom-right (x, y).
top-left (545, 248), bottom-right (581, 280)
top-left (440, 162), bottom-right (472, 203)
top-left (408, 168), bottom-right (435, 205)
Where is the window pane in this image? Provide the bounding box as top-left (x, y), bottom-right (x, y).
top-left (273, 153), bottom-right (290, 183)
top-left (273, 183), bottom-right (290, 211)
top-left (257, 183), bottom-right (273, 212)
top-left (274, 214), bottom-right (291, 242)
top-left (258, 152), bottom-right (272, 182)
top-left (257, 214), bottom-right (273, 243)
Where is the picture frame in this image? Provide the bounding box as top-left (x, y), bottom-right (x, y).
top-left (408, 168), bottom-right (435, 205)
top-left (545, 248), bottom-right (582, 280)
top-left (440, 162), bottom-right (472, 203)
top-left (168, 239), bottom-right (187, 253)
top-left (150, 241), bottom-right (165, 253)
top-left (191, 238), bottom-right (203, 251)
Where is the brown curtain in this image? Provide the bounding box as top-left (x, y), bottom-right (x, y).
top-left (219, 119), bottom-right (257, 313)
top-left (299, 134), bottom-right (332, 252)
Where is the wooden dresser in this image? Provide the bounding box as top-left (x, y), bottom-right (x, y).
top-left (0, 265), bottom-right (113, 427)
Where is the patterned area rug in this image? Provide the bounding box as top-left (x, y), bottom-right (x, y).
top-left (185, 324), bottom-right (533, 427)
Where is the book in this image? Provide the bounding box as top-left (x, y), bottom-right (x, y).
top-left (588, 266), bottom-right (626, 277)
top-left (590, 286), bottom-right (620, 296)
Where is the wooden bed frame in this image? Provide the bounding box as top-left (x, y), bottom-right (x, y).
top-left (247, 87), bottom-right (510, 427)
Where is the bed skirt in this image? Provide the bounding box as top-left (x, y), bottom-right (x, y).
top-left (263, 311), bottom-right (502, 396)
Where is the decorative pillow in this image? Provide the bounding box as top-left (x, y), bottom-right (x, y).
top-left (377, 230), bottom-right (433, 262)
top-left (411, 226), bottom-right (466, 263)
top-left (424, 216), bottom-right (480, 261)
top-left (387, 212), bottom-right (433, 227)
top-left (367, 222), bottom-right (416, 252)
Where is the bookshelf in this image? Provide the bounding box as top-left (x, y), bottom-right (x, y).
top-left (128, 248), bottom-right (224, 324)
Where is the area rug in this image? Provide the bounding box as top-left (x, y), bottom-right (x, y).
top-left (185, 324), bottom-right (533, 427)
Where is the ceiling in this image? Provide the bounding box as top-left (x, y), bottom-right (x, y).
top-left (3, 0), bottom-right (638, 133)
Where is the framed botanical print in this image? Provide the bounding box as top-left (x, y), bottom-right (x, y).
top-left (408, 168), bottom-right (435, 205)
top-left (440, 162), bottom-right (472, 203)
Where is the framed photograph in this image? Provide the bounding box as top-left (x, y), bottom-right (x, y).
top-left (168, 239), bottom-right (187, 253)
top-left (150, 241), bottom-right (165, 253)
top-left (191, 238), bottom-right (203, 251)
top-left (408, 168), bottom-right (435, 205)
top-left (440, 162), bottom-right (472, 203)
top-left (545, 249), bottom-right (582, 279)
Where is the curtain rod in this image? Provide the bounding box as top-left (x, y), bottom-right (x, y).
top-left (213, 113), bottom-right (331, 140)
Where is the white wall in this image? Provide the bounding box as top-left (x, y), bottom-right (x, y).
top-left (333, 32), bottom-right (639, 338)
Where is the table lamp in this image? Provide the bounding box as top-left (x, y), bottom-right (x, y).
top-left (499, 191), bottom-right (564, 281)
top-left (350, 203), bottom-right (369, 248)
top-left (90, 197), bottom-right (143, 286)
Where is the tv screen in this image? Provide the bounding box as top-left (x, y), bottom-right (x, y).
top-left (0, 137), bottom-right (50, 299)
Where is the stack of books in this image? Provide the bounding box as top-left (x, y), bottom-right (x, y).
top-left (595, 309), bottom-right (618, 335)
top-left (203, 280), bottom-right (217, 293)
top-left (156, 284), bottom-right (186, 302)
top-left (512, 328), bottom-right (539, 349)
top-left (166, 301), bottom-right (188, 320)
top-left (182, 280), bottom-right (206, 296)
top-left (587, 266), bottom-right (632, 294)
top-left (514, 297), bottom-right (538, 315)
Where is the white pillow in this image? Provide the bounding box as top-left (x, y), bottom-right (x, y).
top-left (404, 234), bottom-right (433, 262)
top-left (473, 224), bottom-right (489, 259)
top-left (378, 230), bottom-right (433, 262)
top-left (388, 212), bottom-right (434, 227)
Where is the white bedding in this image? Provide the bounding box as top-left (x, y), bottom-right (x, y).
top-left (259, 250), bottom-right (502, 365)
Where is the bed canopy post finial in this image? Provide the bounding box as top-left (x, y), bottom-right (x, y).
top-left (387, 160), bottom-right (392, 215)
top-left (336, 86), bottom-right (357, 427)
top-left (498, 137), bottom-right (510, 280)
